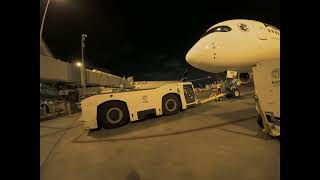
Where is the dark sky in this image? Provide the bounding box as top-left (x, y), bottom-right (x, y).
top-left (40, 0), bottom-right (280, 81)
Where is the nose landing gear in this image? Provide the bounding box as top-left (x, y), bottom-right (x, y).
top-left (224, 79), bottom-right (241, 98)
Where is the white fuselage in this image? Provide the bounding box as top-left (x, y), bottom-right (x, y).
top-left (186, 19), bottom-right (280, 72)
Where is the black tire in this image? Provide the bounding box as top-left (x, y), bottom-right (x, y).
top-left (162, 94), bottom-right (181, 116)
top-left (98, 101), bottom-right (130, 129)
top-left (225, 89), bottom-right (233, 98)
top-left (233, 88), bottom-right (240, 97)
top-left (257, 115), bottom-right (264, 128)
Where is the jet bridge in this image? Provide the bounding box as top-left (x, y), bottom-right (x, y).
top-left (40, 55), bottom-right (133, 88)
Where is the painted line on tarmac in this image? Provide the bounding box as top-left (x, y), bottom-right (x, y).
top-left (40, 124), bottom-right (82, 138)
top-left (72, 115), bottom-right (256, 143)
top-left (217, 128), bottom-right (266, 140)
top-left (40, 126), bottom-right (67, 130)
top-left (40, 118), bottom-right (80, 171)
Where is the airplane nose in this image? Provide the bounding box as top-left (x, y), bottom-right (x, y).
top-left (185, 47), bottom-right (197, 65)
top-left (185, 51), bottom-right (191, 63)
top-left (186, 37), bottom-right (215, 71)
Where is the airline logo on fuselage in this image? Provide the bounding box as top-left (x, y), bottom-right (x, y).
top-left (238, 23), bottom-right (249, 32)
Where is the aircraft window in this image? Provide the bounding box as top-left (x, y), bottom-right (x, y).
top-left (264, 23), bottom-right (279, 31)
top-left (200, 26), bottom-right (232, 38)
top-left (268, 29), bottom-right (271, 33)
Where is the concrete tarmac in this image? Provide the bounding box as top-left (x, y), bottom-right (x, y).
top-left (40, 86), bottom-right (279, 180)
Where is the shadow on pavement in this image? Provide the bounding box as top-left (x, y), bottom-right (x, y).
top-left (72, 115), bottom-right (257, 143)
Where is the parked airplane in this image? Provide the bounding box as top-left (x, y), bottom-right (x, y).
top-left (186, 19), bottom-right (280, 136)
top-left (186, 19), bottom-right (280, 75)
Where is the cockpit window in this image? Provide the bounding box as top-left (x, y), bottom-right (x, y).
top-left (264, 23), bottom-right (279, 31)
top-left (200, 25), bottom-right (232, 39)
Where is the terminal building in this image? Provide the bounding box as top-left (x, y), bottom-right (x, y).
top-left (40, 39), bottom-right (133, 119)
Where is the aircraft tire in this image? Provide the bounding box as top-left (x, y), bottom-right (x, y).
top-left (233, 88), bottom-right (240, 97)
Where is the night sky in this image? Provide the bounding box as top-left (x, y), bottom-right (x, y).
top-left (40, 0), bottom-right (280, 81)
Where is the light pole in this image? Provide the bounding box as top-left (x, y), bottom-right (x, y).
top-left (40, 0), bottom-right (51, 42)
top-left (81, 34), bottom-right (88, 96)
top-left (75, 62), bottom-right (84, 98)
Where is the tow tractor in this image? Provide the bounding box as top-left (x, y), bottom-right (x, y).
top-left (81, 81), bottom-right (225, 130)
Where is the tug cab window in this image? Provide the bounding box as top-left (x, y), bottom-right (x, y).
top-left (200, 26), bottom-right (232, 39)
